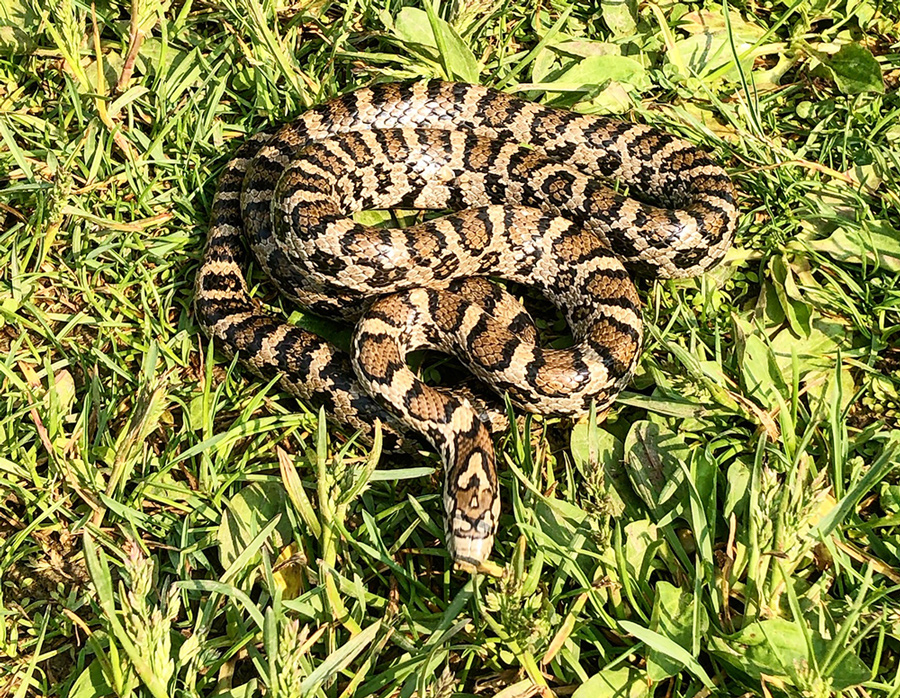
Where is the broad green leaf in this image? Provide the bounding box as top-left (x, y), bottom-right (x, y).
top-left (620, 621), bottom-right (715, 688)
top-left (672, 10), bottom-right (766, 82)
top-left (753, 281), bottom-right (786, 330)
top-left (553, 40), bottom-right (620, 58)
top-left (768, 256), bottom-right (812, 337)
top-left (646, 582), bottom-right (708, 681)
top-left (423, 3), bottom-right (480, 83)
top-left (109, 86), bottom-right (152, 119)
top-left (768, 314), bottom-right (849, 378)
top-left (723, 460), bottom-right (751, 522)
top-left (802, 365), bottom-right (855, 414)
top-left (552, 54), bottom-right (651, 92)
top-left (879, 483), bottom-right (900, 515)
top-left (602, 0), bottom-right (638, 38)
top-left (734, 325), bottom-right (787, 410)
top-left (572, 666), bottom-right (650, 698)
top-left (0, 0), bottom-right (38, 55)
top-left (818, 42), bottom-right (884, 94)
top-left (585, 83), bottom-right (634, 114)
top-left (710, 617), bottom-right (870, 691)
top-left (392, 7), bottom-right (479, 82)
top-left (812, 219), bottom-right (900, 272)
top-left (531, 40), bottom-right (618, 84)
top-left (391, 6), bottom-right (437, 47)
top-left (532, 46), bottom-right (563, 83)
top-left (83, 533), bottom-right (115, 616)
top-left (623, 520), bottom-right (659, 580)
top-left (155, 46), bottom-right (205, 105)
top-left (68, 660), bottom-right (112, 698)
top-left (527, 497), bottom-right (595, 564)
top-left (570, 417), bottom-right (623, 471)
top-left (680, 8), bottom-right (766, 41)
top-left (616, 392), bottom-right (707, 419)
top-left (217, 481), bottom-right (293, 576)
top-left (623, 421), bottom-right (690, 517)
top-left (136, 40), bottom-right (197, 83)
top-left (570, 419), bottom-right (633, 515)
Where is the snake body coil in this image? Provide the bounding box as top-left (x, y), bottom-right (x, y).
top-left (195, 81), bottom-right (737, 566)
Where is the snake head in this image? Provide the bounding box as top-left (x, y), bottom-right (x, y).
top-left (443, 438), bottom-right (500, 569)
top-left (446, 505), bottom-right (496, 569)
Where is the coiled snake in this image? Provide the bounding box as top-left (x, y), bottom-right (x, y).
top-left (195, 80), bottom-right (737, 568)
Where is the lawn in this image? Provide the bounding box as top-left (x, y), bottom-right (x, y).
top-left (1, 0), bottom-right (900, 696)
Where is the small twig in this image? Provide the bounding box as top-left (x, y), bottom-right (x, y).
top-left (116, 0), bottom-right (146, 91)
top-left (746, 158), bottom-right (861, 186)
top-left (0, 202), bottom-right (27, 222)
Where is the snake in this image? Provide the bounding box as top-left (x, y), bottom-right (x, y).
top-left (194, 80), bottom-right (737, 568)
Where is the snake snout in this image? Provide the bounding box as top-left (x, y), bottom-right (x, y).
top-left (447, 517), bottom-right (496, 568)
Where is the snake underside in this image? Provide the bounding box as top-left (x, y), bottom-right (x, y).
top-left (194, 80), bottom-right (737, 567)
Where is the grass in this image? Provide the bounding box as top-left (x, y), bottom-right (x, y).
top-left (1, 0), bottom-right (900, 695)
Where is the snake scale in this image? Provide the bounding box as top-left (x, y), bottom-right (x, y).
top-left (195, 80), bottom-right (737, 567)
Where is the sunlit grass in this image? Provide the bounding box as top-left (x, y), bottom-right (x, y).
top-left (1, 0), bottom-right (899, 696)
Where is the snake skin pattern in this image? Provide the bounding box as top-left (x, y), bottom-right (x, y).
top-left (195, 80), bottom-right (737, 567)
